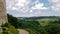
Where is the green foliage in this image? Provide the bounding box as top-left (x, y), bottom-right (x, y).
top-left (37, 18), bottom-right (59, 26)
top-left (7, 14), bottom-right (19, 28)
top-left (43, 19), bottom-right (60, 34)
top-left (7, 14), bottom-right (60, 34)
top-left (1, 23), bottom-right (19, 34)
top-left (19, 20), bottom-right (40, 28)
top-left (44, 24), bottom-right (60, 34)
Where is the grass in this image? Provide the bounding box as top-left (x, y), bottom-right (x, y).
top-left (1, 23), bottom-right (19, 34)
top-left (36, 18), bottom-right (59, 26)
top-left (8, 23), bottom-right (19, 34)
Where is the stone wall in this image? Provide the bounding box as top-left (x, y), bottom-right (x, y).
top-left (0, 0), bottom-right (7, 26)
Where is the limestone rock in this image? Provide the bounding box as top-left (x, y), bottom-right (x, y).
top-left (0, 0), bottom-right (7, 26)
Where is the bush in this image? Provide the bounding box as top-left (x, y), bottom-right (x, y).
top-left (1, 23), bottom-right (19, 34)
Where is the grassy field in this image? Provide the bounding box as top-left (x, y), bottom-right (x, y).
top-left (36, 18), bottom-right (59, 26)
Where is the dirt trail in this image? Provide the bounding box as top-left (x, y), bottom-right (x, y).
top-left (18, 29), bottom-right (29, 34)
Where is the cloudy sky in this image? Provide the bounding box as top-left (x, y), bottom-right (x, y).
top-left (6, 0), bottom-right (60, 17)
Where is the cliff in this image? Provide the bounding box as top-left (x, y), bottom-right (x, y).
top-left (0, 0), bottom-right (7, 26)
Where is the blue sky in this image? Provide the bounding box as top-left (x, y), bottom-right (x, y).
top-left (6, 0), bottom-right (60, 17)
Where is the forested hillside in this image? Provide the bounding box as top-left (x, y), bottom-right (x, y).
top-left (1, 14), bottom-right (60, 34)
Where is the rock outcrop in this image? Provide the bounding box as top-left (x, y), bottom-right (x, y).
top-left (0, 0), bottom-right (7, 34)
top-left (0, 0), bottom-right (7, 26)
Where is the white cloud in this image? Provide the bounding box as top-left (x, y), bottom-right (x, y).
top-left (15, 0), bottom-right (30, 7)
top-left (6, 0), bottom-right (31, 12)
top-left (6, 0), bottom-right (50, 17)
top-left (31, 1), bottom-right (48, 10)
top-left (48, 0), bottom-right (59, 3)
top-left (6, 0), bottom-right (17, 10)
top-left (48, 0), bottom-right (60, 11)
top-left (29, 10), bottom-right (33, 12)
top-left (12, 7), bottom-right (17, 10)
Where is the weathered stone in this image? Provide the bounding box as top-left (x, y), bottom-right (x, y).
top-left (0, 0), bottom-right (7, 26)
top-left (0, 0), bottom-right (7, 34)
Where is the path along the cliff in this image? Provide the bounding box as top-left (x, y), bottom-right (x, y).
top-left (18, 29), bottom-right (29, 34)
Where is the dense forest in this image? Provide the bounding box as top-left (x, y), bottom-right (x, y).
top-left (1, 14), bottom-right (60, 34)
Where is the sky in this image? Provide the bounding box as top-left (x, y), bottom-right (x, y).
top-left (6, 0), bottom-right (60, 17)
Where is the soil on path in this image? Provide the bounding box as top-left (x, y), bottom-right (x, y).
top-left (18, 29), bottom-right (29, 34)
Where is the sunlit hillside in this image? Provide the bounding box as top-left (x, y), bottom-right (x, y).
top-left (1, 14), bottom-right (60, 34)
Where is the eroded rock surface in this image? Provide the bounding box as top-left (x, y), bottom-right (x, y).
top-left (0, 0), bottom-right (7, 26)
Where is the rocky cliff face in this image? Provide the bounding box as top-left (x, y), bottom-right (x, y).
top-left (0, 0), bottom-right (7, 26)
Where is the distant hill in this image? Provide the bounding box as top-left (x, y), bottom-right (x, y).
top-left (17, 16), bottom-right (60, 20)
